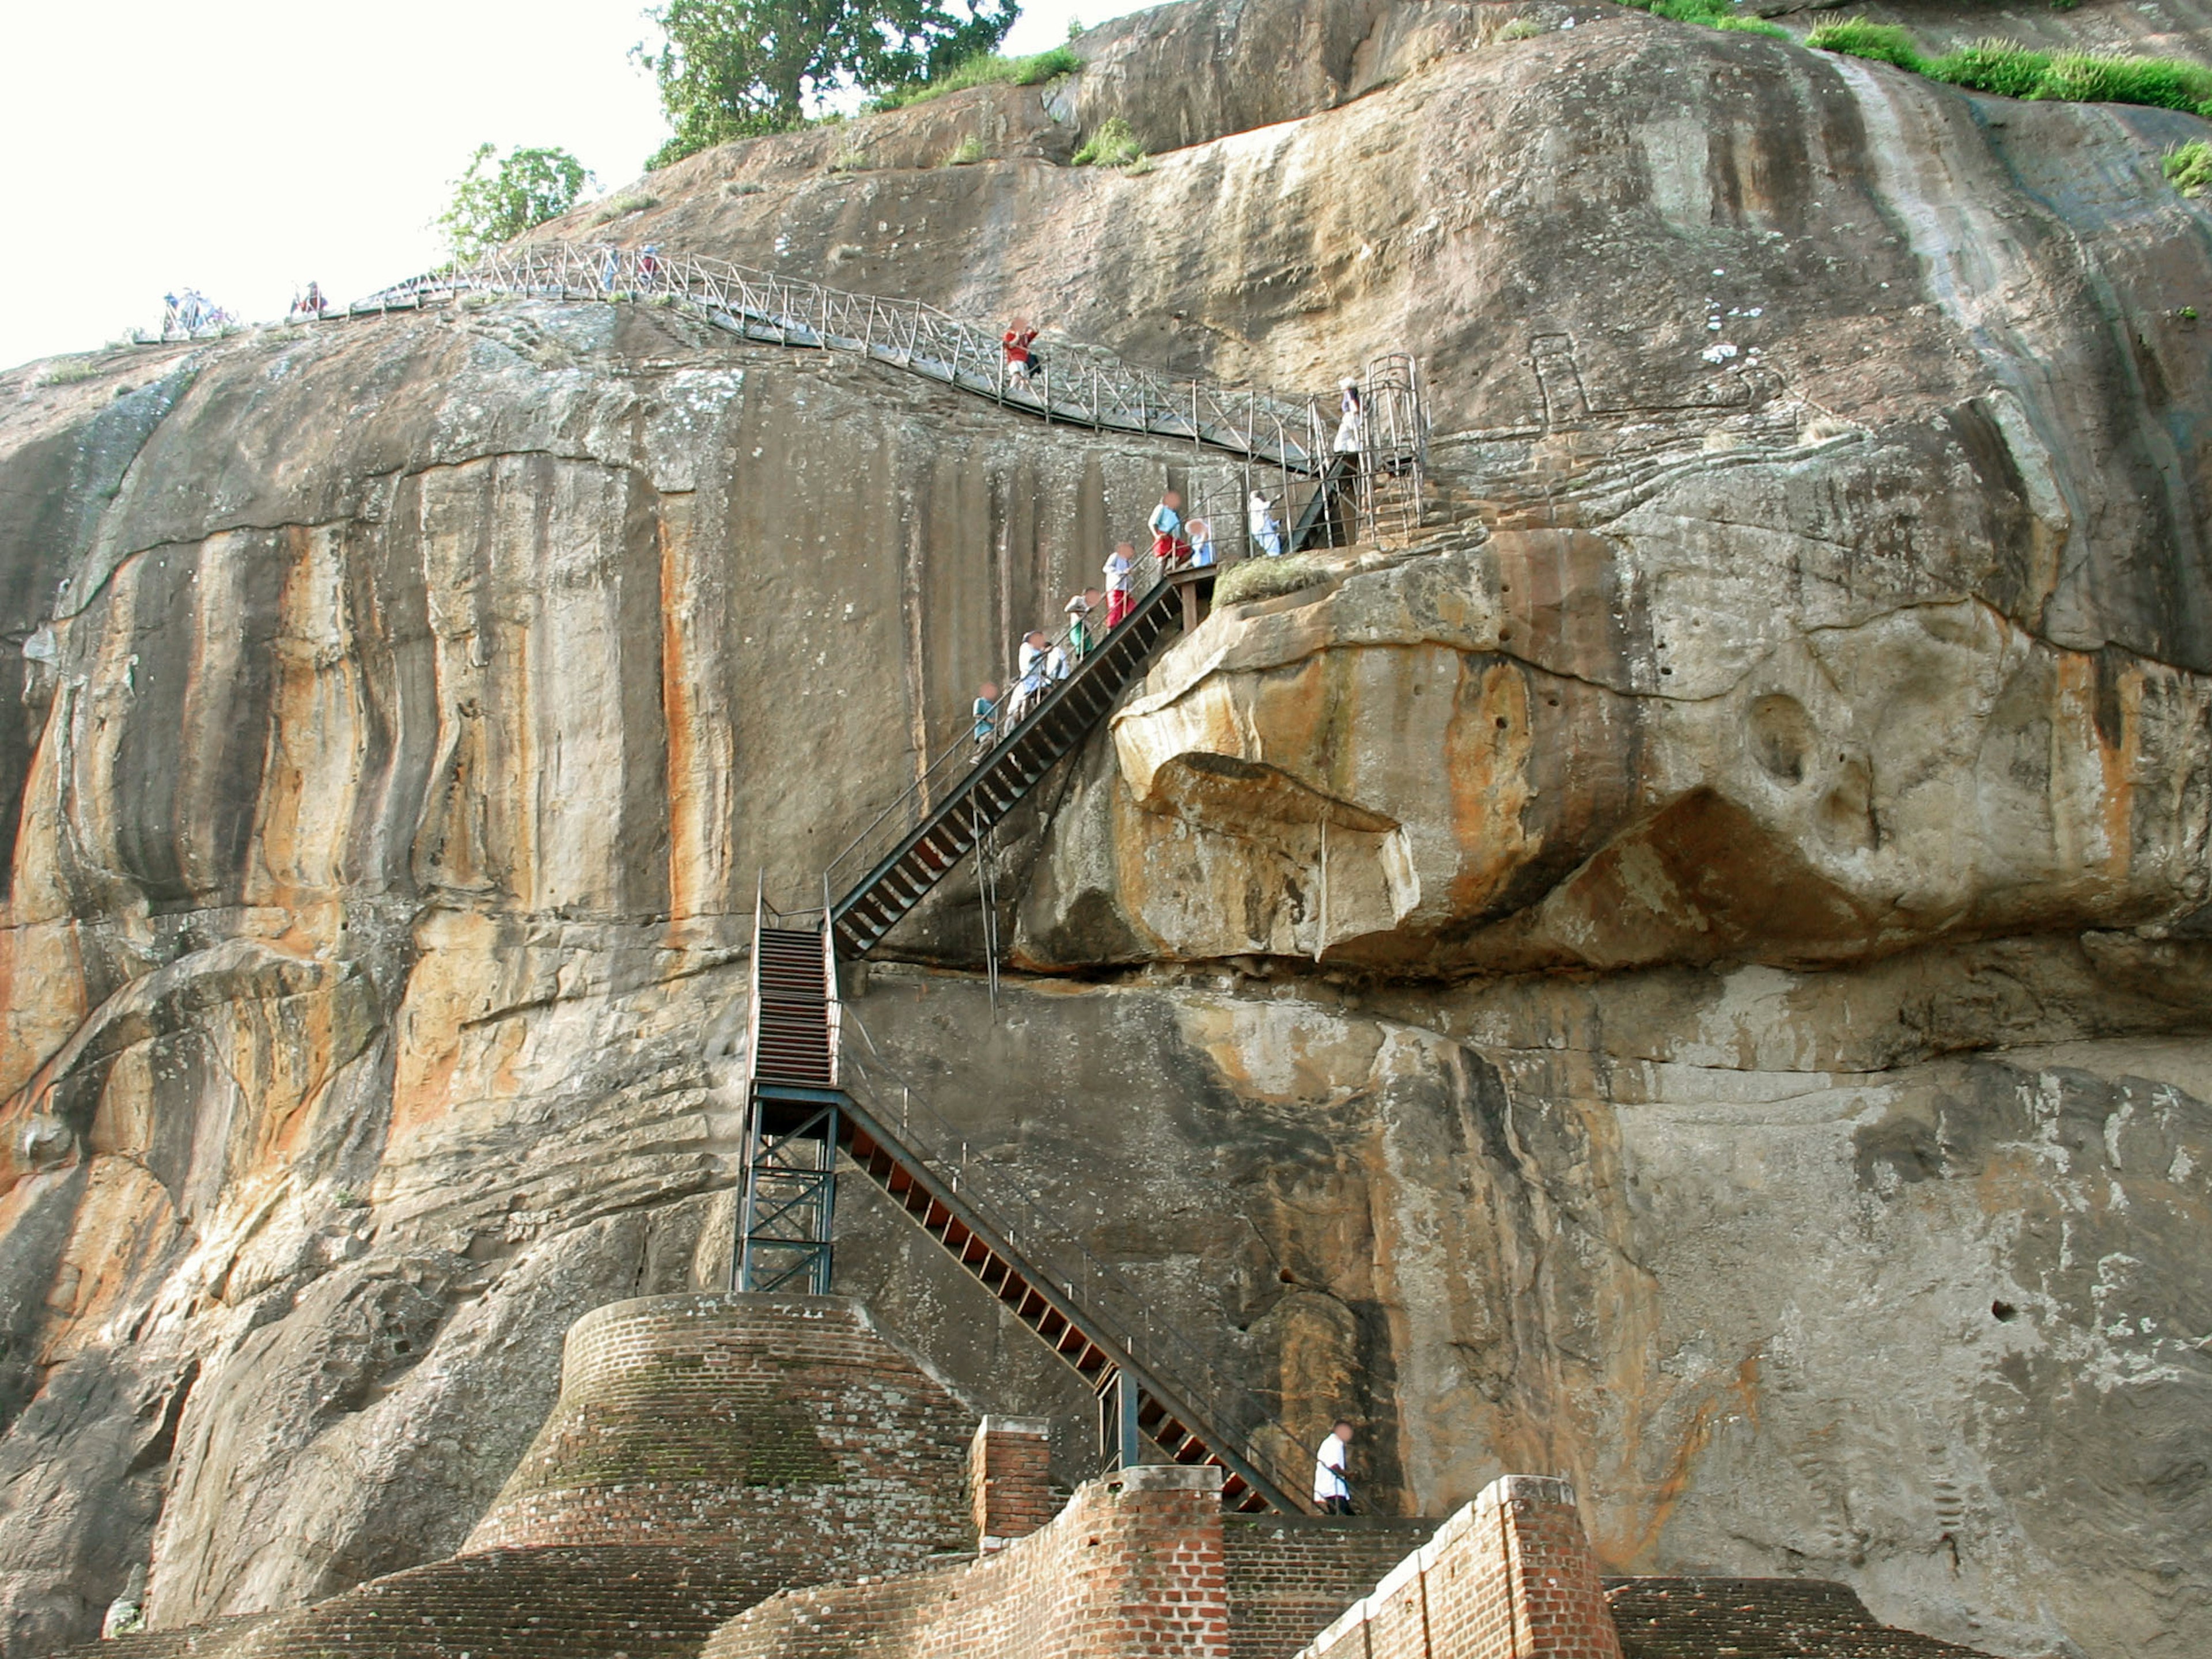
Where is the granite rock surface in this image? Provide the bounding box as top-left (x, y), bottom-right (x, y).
top-left (1, 2), bottom-right (2209, 1657)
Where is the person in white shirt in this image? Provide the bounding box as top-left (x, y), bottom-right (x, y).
top-left (1104, 542), bottom-right (1137, 628)
top-left (1009, 631), bottom-right (1050, 722)
top-left (1248, 490), bottom-right (1283, 558)
top-left (1314, 1419), bottom-right (1354, 1514)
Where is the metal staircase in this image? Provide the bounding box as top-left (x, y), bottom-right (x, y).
top-left (734, 900), bottom-right (1306, 1516)
top-left (824, 570), bottom-right (1184, 960)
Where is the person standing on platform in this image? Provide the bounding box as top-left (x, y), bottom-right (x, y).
top-left (1065, 592), bottom-right (1095, 659)
top-left (1315, 1420), bottom-right (1355, 1515)
top-left (1249, 489), bottom-right (1284, 557)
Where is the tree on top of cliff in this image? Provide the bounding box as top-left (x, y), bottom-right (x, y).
top-left (438, 145), bottom-right (595, 262)
top-left (638, 0), bottom-right (1018, 166)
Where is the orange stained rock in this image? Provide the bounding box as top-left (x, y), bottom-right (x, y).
top-left (1442, 657), bottom-right (1539, 918)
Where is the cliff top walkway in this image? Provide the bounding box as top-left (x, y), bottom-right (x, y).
top-left (327, 243), bottom-right (1403, 488)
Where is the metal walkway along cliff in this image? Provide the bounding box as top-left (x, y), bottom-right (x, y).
top-left (501, 239), bottom-right (1440, 1521)
top-left (345, 243), bottom-right (1336, 482)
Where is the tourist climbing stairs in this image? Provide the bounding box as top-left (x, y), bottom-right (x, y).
top-left (737, 902), bottom-right (1308, 1516)
top-left (824, 567), bottom-right (1184, 959)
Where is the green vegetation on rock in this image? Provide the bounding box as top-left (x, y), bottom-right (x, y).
top-left (2166, 139), bottom-right (2212, 196)
top-left (437, 144), bottom-right (594, 262)
top-left (1618, 0), bottom-right (1788, 41)
top-left (639, 0), bottom-right (1018, 166)
top-left (1807, 20), bottom-right (2212, 119)
top-left (1215, 552), bottom-right (1334, 606)
top-left (870, 44), bottom-right (1082, 111)
top-left (1072, 114), bottom-right (1146, 166)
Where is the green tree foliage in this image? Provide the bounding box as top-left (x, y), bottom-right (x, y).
top-left (438, 144), bottom-right (594, 261)
top-left (639, 0), bottom-right (1019, 167)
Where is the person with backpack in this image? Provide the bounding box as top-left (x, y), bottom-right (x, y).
top-left (1314, 1419), bottom-right (1356, 1515)
top-left (1065, 592), bottom-right (1095, 660)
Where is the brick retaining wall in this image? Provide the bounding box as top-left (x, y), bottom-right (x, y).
top-left (1295, 1476), bottom-right (1623, 1659)
top-left (1222, 1514), bottom-right (1438, 1659)
top-left (465, 1293), bottom-right (976, 1585)
top-left (703, 1464), bottom-right (1232, 1659)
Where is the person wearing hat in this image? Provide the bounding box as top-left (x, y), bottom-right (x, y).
top-left (1065, 591), bottom-right (1096, 660)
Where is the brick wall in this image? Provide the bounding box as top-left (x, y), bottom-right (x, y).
top-left (970, 1416), bottom-right (1062, 1548)
top-left (1222, 1514), bottom-right (1438, 1659)
top-left (703, 1464), bottom-right (1232, 1659)
top-left (1295, 1476), bottom-right (1624, 1659)
top-left (465, 1293), bottom-right (976, 1590)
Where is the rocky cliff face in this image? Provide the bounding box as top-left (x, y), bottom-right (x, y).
top-left (2, 2), bottom-right (2209, 1657)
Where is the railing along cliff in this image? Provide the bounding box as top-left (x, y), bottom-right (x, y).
top-left (343, 243), bottom-right (1334, 476)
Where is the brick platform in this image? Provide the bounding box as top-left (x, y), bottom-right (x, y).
top-left (466, 1293), bottom-right (975, 1582)
top-left (1603, 1578), bottom-right (1995, 1657)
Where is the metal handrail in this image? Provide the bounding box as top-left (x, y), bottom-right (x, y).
top-left (838, 1004), bottom-right (1330, 1510)
top-left (341, 243), bottom-right (1330, 474)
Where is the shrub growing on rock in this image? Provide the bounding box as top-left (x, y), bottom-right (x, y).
top-left (1805, 18), bottom-right (1923, 69)
top-left (2165, 139), bottom-right (2212, 197)
top-left (870, 45), bottom-right (1082, 109)
top-left (1619, 0), bottom-right (1787, 40)
top-left (1072, 115), bottom-right (1146, 167)
top-left (1809, 20), bottom-right (2212, 118)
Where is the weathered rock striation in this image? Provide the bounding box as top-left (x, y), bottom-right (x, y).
top-left (1, 1), bottom-right (2209, 1656)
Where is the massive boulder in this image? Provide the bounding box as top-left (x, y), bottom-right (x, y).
top-left (0, 2), bottom-right (2208, 1657)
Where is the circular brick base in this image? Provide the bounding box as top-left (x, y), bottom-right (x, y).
top-left (465, 1294), bottom-right (975, 1583)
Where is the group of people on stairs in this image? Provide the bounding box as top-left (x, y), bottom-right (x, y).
top-left (968, 483), bottom-right (1233, 757)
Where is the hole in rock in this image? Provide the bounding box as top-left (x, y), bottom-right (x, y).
top-left (1749, 693), bottom-right (1815, 785)
top-left (1991, 1300), bottom-right (2017, 1322)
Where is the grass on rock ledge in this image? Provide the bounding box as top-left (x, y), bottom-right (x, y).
top-left (1215, 553), bottom-right (1334, 607)
top-left (2168, 139), bottom-right (2212, 195)
top-left (1073, 115), bottom-right (1148, 168)
top-left (870, 46), bottom-right (1082, 112)
top-left (1806, 18), bottom-right (2212, 119)
top-left (1617, 0), bottom-right (1789, 40)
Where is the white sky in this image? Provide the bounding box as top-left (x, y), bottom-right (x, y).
top-left (0, 0), bottom-right (1138, 372)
